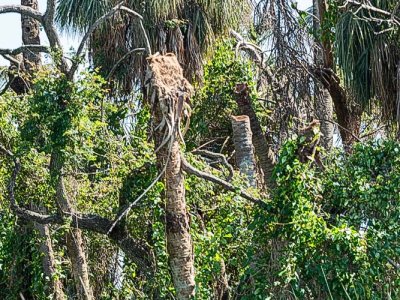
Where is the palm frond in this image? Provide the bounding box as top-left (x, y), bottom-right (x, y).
top-left (56, 0), bottom-right (251, 94)
top-left (335, 0), bottom-right (400, 119)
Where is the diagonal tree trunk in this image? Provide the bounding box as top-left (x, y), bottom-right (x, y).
top-left (147, 54), bottom-right (195, 299)
top-left (315, 0), bottom-right (362, 149)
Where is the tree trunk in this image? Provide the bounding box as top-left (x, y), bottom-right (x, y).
top-left (147, 54), bottom-right (195, 299)
top-left (396, 59), bottom-right (400, 139)
top-left (21, 0), bottom-right (41, 72)
top-left (313, 0), bottom-right (334, 150)
top-left (51, 154), bottom-right (94, 300)
top-left (234, 83), bottom-right (276, 190)
top-left (316, 0), bottom-right (362, 149)
top-left (231, 115), bottom-right (257, 188)
top-left (9, 0), bottom-right (41, 94)
top-left (35, 221), bottom-right (66, 300)
top-left (15, 2), bottom-right (66, 299)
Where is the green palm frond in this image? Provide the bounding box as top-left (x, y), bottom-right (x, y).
top-left (56, 0), bottom-right (251, 94)
top-left (56, 0), bottom-right (112, 32)
top-left (335, 0), bottom-right (400, 119)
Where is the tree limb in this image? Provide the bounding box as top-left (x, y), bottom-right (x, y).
top-left (107, 48), bottom-right (146, 80)
top-left (0, 5), bottom-right (43, 21)
top-left (2, 146), bottom-right (155, 272)
top-left (1, 54), bottom-right (21, 66)
top-left (0, 45), bottom-right (50, 56)
top-left (181, 155), bottom-right (269, 209)
top-left (192, 149), bottom-right (234, 181)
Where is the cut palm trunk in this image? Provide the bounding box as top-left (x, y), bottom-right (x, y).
top-left (146, 53), bottom-right (195, 299)
top-left (231, 115), bottom-right (257, 188)
top-left (234, 83), bottom-right (275, 190)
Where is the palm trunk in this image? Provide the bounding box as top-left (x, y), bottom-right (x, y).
top-left (316, 0), bottom-right (362, 149)
top-left (313, 0), bottom-right (334, 150)
top-left (234, 83), bottom-right (276, 190)
top-left (231, 115), bottom-right (257, 188)
top-left (147, 54), bottom-right (195, 299)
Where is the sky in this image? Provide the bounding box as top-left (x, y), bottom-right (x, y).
top-left (0, 0), bottom-right (312, 66)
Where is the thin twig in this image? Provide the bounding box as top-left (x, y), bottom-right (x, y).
top-left (318, 118), bottom-right (361, 142)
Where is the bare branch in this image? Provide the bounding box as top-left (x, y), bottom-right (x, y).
top-left (318, 118), bottom-right (361, 142)
top-left (0, 5), bottom-right (43, 21)
top-left (3, 148), bottom-right (154, 271)
top-left (44, 0), bottom-right (56, 21)
top-left (181, 155), bottom-right (269, 209)
top-left (0, 45), bottom-right (50, 56)
top-left (107, 48), bottom-right (146, 80)
top-left (342, 0), bottom-right (392, 16)
top-left (192, 149), bottom-right (234, 181)
top-left (1, 54), bottom-right (21, 66)
top-left (0, 2), bottom-right (67, 72)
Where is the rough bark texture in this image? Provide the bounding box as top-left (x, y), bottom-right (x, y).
top-left (313, 0), bottom-right (334, 150)
top-left (397, 59), bottom-right (400, 139)
top-left (9, 0), bottom-right (41, 94)
top-left (21, 0), bottom-right (41, 72)
top-left (51, 154), bottom-right (94, 300)
top-left (16, 2), bottom-right (65, 298)
top-left (34, 209), bottom-right (66, 300)
top-left (234, 83), bottom-right (276, 189)
top-left (231, 115), bottom-right (257, 188)
top-left (315, 89), bottom-right (334, 149)
top-left (147, 53), bottom-right (195, 299)
top-left (316, 0), bottom-right (362, 149)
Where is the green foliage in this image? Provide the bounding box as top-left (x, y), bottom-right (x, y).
top-left (188, 39), bottom-right (261, 150)
top-left (245, 136), bottom-right (400, 299)
top-left (334, 0), bottom-right (400, 115)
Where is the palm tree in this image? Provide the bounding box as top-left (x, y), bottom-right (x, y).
top-left (335, 0), bottom-right (400, 137)
top-left (56, 1), bottom-right (251, 298)
top-left (56, 0), bottom-right (250, 92)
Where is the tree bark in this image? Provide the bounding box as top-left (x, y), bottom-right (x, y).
top-left (21, 0), bottom-right (41, 72)
top-left (316, 0), bottom-right (362, 149)
top-left (13, 2), bottom-right (66, 299)
top-left (34, 221), bottom-right (66, 300)
top-left (147, 54), bottom-right (195, 299)
top-left (234, 83), bottom-right (276, 190)
top-left (231, 115), bottom-right (257, 188)
top-left (51, 154), bottom-right (94, 300)
top-left (313, 0), bottom-right (334, 150)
